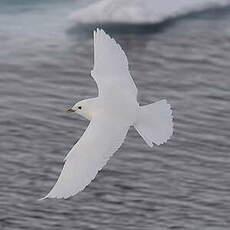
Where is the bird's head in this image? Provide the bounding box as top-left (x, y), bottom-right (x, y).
top-left (66, 98), bottom-right (96, 120)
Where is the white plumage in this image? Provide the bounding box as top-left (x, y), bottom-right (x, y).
top-left (91, 29), bottom-right (137, 99)
top-left (41, 29), bottom-right (173, 199)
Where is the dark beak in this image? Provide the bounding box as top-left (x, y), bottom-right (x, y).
top-left (66, 108), bottom-right (76, 113)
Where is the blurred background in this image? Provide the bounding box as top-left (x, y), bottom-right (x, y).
top-left (1, 0), bottom-right (230, 229)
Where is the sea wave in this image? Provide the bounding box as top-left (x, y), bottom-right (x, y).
top-left (69, 0), bottom-right (230, 25)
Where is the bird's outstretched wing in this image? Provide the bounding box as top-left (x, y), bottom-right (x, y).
top-left (91, 29), bottom-right (137, 98)
top-left (42, 116), bottom-right (129, 199)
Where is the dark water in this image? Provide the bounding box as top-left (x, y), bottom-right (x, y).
top-left (1, 1), bottom-right (230, 229)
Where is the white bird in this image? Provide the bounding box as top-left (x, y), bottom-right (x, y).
top-left (41, 29), bottom-right (173, 199)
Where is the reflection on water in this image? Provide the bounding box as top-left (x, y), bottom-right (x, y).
top-left (0, 1), bottom-right (230, 229)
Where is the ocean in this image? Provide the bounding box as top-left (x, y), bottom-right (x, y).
top-left (0, 0), bottom-right (230, 229)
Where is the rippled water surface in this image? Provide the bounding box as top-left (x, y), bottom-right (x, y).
top-left (1, 1), bottom-right (230, 229)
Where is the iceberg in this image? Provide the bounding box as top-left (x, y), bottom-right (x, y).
top-left (69, 0), bottom-right (230, 25)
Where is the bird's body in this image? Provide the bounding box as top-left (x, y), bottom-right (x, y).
top-left (42, 29), bottom-right (173, 199)
top-left (86, 92), bottom-right (138, 126)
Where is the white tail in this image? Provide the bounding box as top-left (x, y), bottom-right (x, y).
top-left (134, 99), bottom-right (173, 147)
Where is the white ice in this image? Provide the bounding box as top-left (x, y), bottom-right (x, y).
top-left (69, 0), bottom-right (230, 25)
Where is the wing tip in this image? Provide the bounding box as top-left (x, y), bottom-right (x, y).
top-left (39, 176), bottom-right (90, 200)
top-left (39, 188), bottom-right (86, 200)
top-left (93, 27), bottom-right (129, 73)
top-left (94, 28), bottom-right (109, 40)
top-left (38, 195), bottom-right (48, 201)
top-left (39, 192), bottom-right (71, 200)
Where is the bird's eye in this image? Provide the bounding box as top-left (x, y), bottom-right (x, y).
top-left (78, 106), bottom-right (82, 110)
